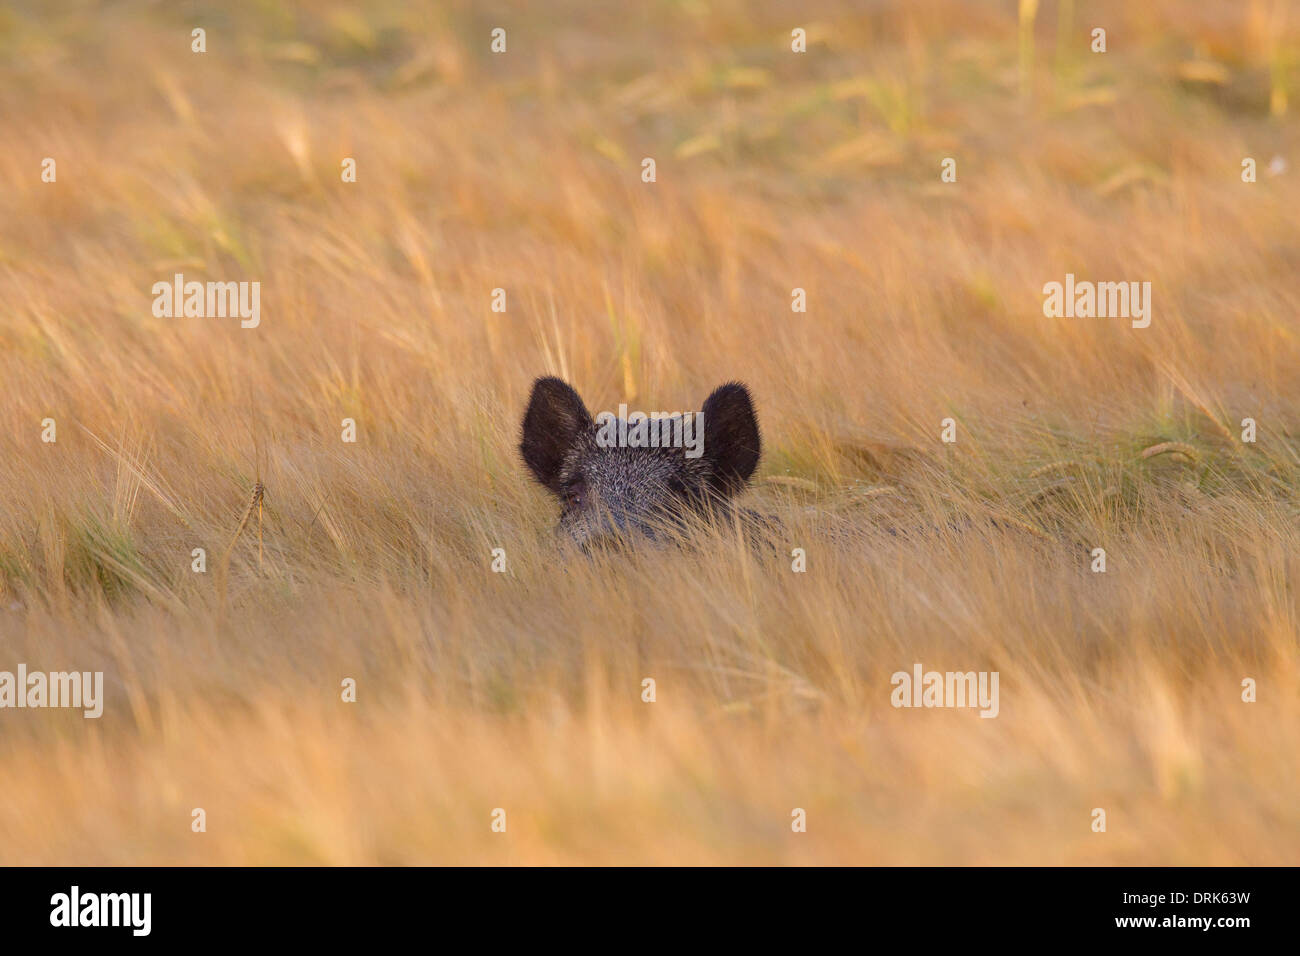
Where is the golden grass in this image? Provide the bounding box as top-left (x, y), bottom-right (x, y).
top-left (0, 0), bottom-right (1297, 864)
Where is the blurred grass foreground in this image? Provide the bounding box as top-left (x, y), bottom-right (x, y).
top-left (0, 0), bottom-right (1297, 863)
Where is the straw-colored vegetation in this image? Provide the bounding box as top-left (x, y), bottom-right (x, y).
top-left (0, 0), bottom-right (1297, 863)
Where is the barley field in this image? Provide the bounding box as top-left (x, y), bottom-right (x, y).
top-left (0, 0), bottom-right (1297, 865)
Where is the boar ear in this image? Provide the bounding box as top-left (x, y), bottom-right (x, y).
top-left (520, 377), bottom-right (593, 494)
top-left (701, 382), bottom-right (761, 497)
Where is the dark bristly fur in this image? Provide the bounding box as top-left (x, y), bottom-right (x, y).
top-left (520, 377), bottom-right (763, 550)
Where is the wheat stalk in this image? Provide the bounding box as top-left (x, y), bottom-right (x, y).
top-left (1028, 459), bottom-right (1084, 479)
top-left (215, 482), bottom-right (266, 623)
top-left (1140, 442), bottom-right (1199, 463)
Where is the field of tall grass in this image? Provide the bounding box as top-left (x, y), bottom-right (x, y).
top-left (0, 0), bottom-right (1297, 864)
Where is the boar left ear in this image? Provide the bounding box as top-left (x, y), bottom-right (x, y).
top-left (700, 382), bottom-right (761, 497)
top-left (520, 377), bottom-right (593, 494)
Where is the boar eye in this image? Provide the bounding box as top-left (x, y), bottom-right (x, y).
top-left (563, 480), bottom-right (585, 508)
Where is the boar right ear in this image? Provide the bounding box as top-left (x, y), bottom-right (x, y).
top-left (520, 377), bottom-right (593, 493)
top-left (700, 382), bottom-right (761, 498)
